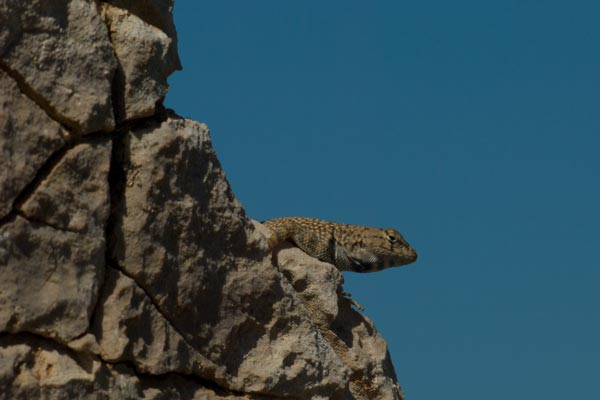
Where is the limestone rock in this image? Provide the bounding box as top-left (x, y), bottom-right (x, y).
top-left (91, 265), bottom-right (219, 377)
top-left (255, 221), bottom-right (406, 400)
top-left (1, 0), bottom-right (409, 396)
top-left (102, 4), bottom-right (177, 122)
top-left (0, 70), bottom-right (69, 219)
top-left (106, 0), bottom-right (181, 73)
top-left (0, 0), bottom-right (117, 133)
top-left (19, 137), bottom-right (112, 234)
top-left (109, 114), bottom-right (349, 397)
top-left (139, 374), bottom-right (262, 400)
top-left (87, 267), bottom-right (267, 399)
top-left (0, 216), bottom-right (104, 342)
top-left (0, 334), bottom-right (264, 400)
top-left (0, 136), bottom-right (110, 342)
top-left (0, 335), bottom-right (143, 399)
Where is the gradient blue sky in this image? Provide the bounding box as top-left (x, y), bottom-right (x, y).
top-left (165, 1), bottom-right (600, 398)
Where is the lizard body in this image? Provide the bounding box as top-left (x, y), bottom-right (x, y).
top-left (263, 217), bottom-right (417, 273)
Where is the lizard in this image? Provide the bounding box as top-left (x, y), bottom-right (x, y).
top-left (262, 217), bottom-right (418, 310)
top-left (262, 216), bottom-right (418, 273)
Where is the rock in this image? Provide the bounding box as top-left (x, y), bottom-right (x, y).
top-left (1, 0), bottom-right (409, 396)
top-left (106, 0), bottom-right (181, 73)
top-left (0, 70), bottom-right (69, 219)
top-left (19, 137), bottom-right (112, 234)
top-left (0, 0), bottom-right (117, 133)
top-left (255, 221), bottom-right (406, 400)
top-left (0, 136), bottom-right (110, 342)
top-left (0, 216), bottom-right (104, 342)
top-left (0, 335), bottom-right (263, 400)
top-left (102, 4), bottom-right (177, 122)
top-left (88, 266), bottom-right (268, 399)
top-left (109, 115), bottom-right (349, 397)
top-left (0, 335), bottom-right (143, 399)
top-left (139, 373), bottom-right (262, 400)
top-left (90, 265), bottom-right (220, 377)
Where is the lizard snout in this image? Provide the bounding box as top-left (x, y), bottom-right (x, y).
top-left (403, 245), bottom-right (418, 264)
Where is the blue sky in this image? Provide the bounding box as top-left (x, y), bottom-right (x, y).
top-left (166, 1), bottom-right (600, 398)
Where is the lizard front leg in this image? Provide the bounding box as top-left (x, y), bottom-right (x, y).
top-left (341, 291), bottom-right (365, 311)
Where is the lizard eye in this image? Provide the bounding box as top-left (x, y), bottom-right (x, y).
top-left (386, 233), bottom-right (398, 243)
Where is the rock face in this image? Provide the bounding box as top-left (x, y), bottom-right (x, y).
top-left (0, 69), bottom-right (69, 219)
top-left (0, 1), bottom-right (406, 399)
top-left (0, 0), bottom-right (118, 133)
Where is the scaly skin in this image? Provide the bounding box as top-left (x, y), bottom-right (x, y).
top-left (263, 217), bottom-right (417, 273)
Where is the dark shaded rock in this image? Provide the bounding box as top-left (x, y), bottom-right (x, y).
top-left (19, 137), bottom-right (112, 234)
top-left (0, 70), bottom-right (69, 219)
top-left (0, 216), bottom-right (105, 342)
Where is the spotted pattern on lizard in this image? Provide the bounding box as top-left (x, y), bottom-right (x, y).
top-left (263, 217), bottom-right (417, 273)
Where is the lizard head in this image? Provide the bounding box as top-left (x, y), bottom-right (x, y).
top-left (347, 227), bottom-right (417, 272)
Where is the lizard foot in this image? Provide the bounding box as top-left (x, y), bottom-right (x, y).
top-left (342, 291), bottom-right (365, 311)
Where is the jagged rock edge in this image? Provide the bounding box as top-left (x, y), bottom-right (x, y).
top-left (0, 111), bottom-right (256, 396)
top-left (105, 123), bottom-right (307, 397)
top-left (0, 43), bottom-right (245, 392)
